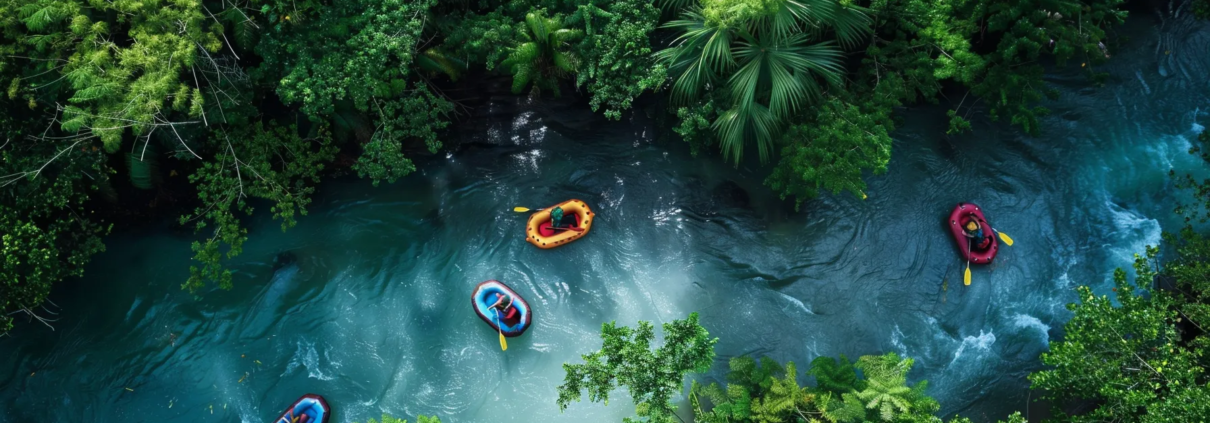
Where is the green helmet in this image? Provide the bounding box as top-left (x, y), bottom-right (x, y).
top-left (551, 207), bottom-right (565, 227)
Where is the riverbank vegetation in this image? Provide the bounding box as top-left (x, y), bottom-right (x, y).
top-left (566, 265), bottom-right (1210, 423)
top-left (357, 415), bottom-right (442, 423)
top-left (560, 313), bottom-right (1031, 422)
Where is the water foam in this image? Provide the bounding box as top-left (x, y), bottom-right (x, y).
top-left (1011, 313), bottom-right (1051, 346)
top-left (776, 292), bottom-right (815, 315)
top-left (890, 324), bottom-right (908, 357)
top-left (949, 330), bottom-right (996, 366)
top-left (1105, 201), bottom-right (1162, 271)
top-left (283, 340), bottom-right (336, 381)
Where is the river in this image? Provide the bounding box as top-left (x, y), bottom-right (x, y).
top-left (2, 10), bottom-right (1209, 423)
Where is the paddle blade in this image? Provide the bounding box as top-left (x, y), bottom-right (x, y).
top-left (964, 266), bottom-right (971, 286)
top-left (513, 207), bottom-right (531, 212)
top-left (997, 231), bottom-right (1014, 246)
top-left (499, 332), bottom-right (508, 351)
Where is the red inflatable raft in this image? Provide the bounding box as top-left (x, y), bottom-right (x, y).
top-left (948, 202), bottom-right (998, 264)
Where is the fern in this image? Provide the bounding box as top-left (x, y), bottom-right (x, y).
top-left (59, 107), bottom-right (89, 133)
top-left (750, 362), bottom-right (806, 423)
top-left (808, 355), bottom-right (861, 396)
top-left (69, 83), bottom-right (120, 103)
top-left (20, 5), bottom-right (63, 32)
top-left (726, 355), bottom-right (784, 396)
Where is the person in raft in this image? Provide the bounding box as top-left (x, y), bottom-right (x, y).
top-left (963, 220), bottom-right (992, 251)
top-left (550, 206), bottom-right (572, 230)
top-left (489, 293), bottom-right (514, 312)
top-left (489, 293), bottom-right (518, 322)
top-left (282, 410), bottom-right (310, 423)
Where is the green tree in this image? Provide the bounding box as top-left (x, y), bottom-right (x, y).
top-left (845, 353), bottom-right (938, 423)
top-left (179, 122), bottom-right (337, 292)
top-left (1029, 245), bottom-right (1210, 422)
top-left (3, 0), bottom-right (221, 151)
top-left (255, 0), bottom-right (439, 117)
top-left (253, 0), bottom-right (454, 186)
top-left (502, 11), bottom-right (584, 96)
top-left (690, 353), bottom-right (1012, 423)
top-left (808, 355), bottom-right (860, 397)
top-left (0, 115), bottom-right (109, 334)
top-left (765, 96), bottom-right (891, 207)
top-left (691, 357), bottom-right (835, 423)
top-left (557, 312), bottom-right (718, 423)
top-left (570, 0), bottom-right (666, 119)
top-left (1173, 128), bottom-right (1210, 223)
top-left (1164, 228), bottom-right (1210, 354)
top-left (657, 0), bottom-right (870, 165)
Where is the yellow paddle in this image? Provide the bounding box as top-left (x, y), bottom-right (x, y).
top-left (513, 207), bottom-right (545, 213)
top-left (964, 241), bottom-right (972, 286)
top-left (494, 309), bottom-right (508, 351)
top-left (994, 229), bottom-right (1014, 246)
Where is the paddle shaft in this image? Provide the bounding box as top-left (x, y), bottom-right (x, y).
top-left (991, 228), bottom-right (1014, 246)
top-left (494, 309), bottom-right (507, 351)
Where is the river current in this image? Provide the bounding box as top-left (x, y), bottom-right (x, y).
top-left (2, 11), bottom-right (1209, 423)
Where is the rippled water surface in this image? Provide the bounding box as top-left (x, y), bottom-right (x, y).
top-left (3, 12), bottom-right (1210, 423)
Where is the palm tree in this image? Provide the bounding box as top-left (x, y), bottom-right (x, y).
top-left (850, 353), bottom-right (922, 422)
top-left (657, 0), bottom-right (871, 165)
top-left (501, 12), bottom-right (584, 96)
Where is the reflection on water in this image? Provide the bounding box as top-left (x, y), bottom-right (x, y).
top-left (2, 14), bottom-right (1209, 423)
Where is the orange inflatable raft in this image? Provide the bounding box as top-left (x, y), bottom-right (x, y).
top-left (526, 199), bottom-right (594, 249)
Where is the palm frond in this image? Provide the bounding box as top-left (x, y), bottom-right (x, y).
top-left (417, 48), bottom-right (463, 81)
top-left (662, 11), bottom-right (736, 74)
top-left (776, 37), bottom-right (844, 85)
top-left (766, 60), bottom-right (809, 118)
top-left (781, 0), bottom-right (872, 48)
top-left (668, 57), bottom-right (711, 105)
top-left (726, 56), bottom-right (763, 112)
top-left (512, 64), bottom-right (534, 94)
top-left (552, 50), bottom-right (579, 73)
top-left (660, 13), bottom-right (733, 106)
top-left (511, 42), bottom-right (541, 64)
top-left (714, 102), bottom-right (775, 165)
top-left (827, 4), bottom-right (874, 48)
top-left (765, 1), bottom-right (802, 42)
top-left (552, 28), bottom-right (585, 44)
top-left (700, 25), bottom-right (736, 73)
top-left (525, 13), bottom-right (550, 47)
top-left (655, 0), bottom-right (697, 12)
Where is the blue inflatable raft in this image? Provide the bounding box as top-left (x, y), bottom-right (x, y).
top-left (273, 394), bottom-right (329, 423)
top-left (472, 280), bottom-right (532, 337)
